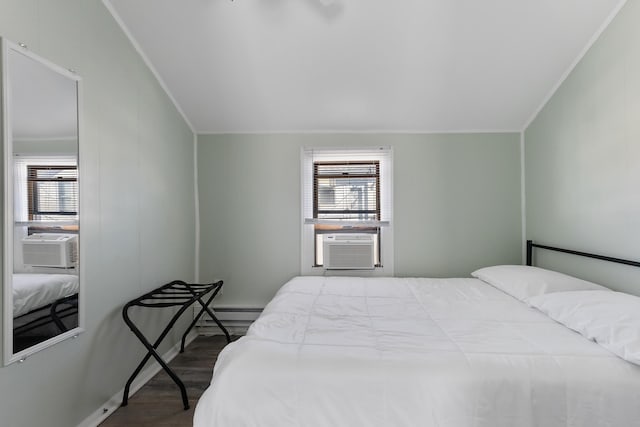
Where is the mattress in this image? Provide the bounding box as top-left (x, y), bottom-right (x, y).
top-left (13, 273), bottom-right (79, 318)
top-left (194, 276), bottom-right (640, 427)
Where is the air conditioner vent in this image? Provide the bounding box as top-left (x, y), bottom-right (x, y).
top-left (323, 234), bottom-right (375, 270)
top-left (22, 233), bottom-right (77, 268)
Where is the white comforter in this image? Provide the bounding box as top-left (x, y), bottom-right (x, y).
top-left (194, 276), bottom-right (640, 427)
top-left (13, 273), bottom-right (79, 317)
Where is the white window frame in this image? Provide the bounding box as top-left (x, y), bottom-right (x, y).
top-left (14, 156), bottom-right (78, 223)
top-left (301, 147), bottom-right (394, 276)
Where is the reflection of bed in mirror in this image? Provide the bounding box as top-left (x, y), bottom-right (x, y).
top-left (12, 273), bottom-right (79, 353)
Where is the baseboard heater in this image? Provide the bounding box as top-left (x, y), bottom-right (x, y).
top-left (197, 307), bottom-right (263, 334)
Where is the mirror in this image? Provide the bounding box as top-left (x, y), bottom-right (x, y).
top-left (2, 39), bottom-right (82, 364)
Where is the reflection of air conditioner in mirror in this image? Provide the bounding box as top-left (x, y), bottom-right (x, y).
top-left (22, 233), bottom-right (78, 268)
top-left (323, 234), bottom-right (375, 270)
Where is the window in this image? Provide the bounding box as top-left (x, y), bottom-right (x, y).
top-left (27, 165), bottom-right (78, 221)
top-left (13, 157), bottom-right (79, 234)
top-left (313, 161), bottom-right (381, 266)
top-left (314, 161), bottom-right (380, 221)
top-left (301, 147), bottom-right (393, 275)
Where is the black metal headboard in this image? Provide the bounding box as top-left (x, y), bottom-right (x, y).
top-left (526, 240), bottom-right (640, 268)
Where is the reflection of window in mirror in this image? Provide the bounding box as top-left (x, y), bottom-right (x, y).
top-left (27, 165), bottom-right (78, 223)
top-left (14, 156), bottom-right (79, 234)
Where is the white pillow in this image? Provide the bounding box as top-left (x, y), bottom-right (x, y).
top-left (471, 265), bottom-right (609, 301)
top-left (528, 290), bottom-right (640, 365)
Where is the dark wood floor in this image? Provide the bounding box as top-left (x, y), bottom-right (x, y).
top-left (100, 335), bottom-right (237, 427)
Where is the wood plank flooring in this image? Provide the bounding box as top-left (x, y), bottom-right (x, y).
top-left (100, 335), bottom-right (236, 427)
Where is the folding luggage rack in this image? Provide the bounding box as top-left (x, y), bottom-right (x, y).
top-left (121, 280), bottom-right (231, 410)
top-left (14, 293), bottom-right (78, 336)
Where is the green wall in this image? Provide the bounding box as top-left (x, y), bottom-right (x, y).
top-left (525, 0), bottom-right (640, 293)
top-left (0, 1), bottom-right (196, 426)
top-left (198, 133), bottom-right (522, 307)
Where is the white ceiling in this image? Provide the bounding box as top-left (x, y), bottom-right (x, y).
top-left (107, 0), bottom-right (625, 133)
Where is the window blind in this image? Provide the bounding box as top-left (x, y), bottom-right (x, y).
top-left (302, 147), bottom-right (392, 226)
top-left (13, 156), bottom-right (78, 223)
top-left (313, 161), bottom-right (380, 221)
top-left (27, 165), bottom-right (78, 220)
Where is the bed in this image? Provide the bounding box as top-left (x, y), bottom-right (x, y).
top-left (194, 242), bottom-right (640, 427)
top-left (12, 273), bottom-right (79, 339)
top-left (13, 273), bottom-right (79, 318)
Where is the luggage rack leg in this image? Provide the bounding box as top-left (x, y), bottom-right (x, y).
top-left (180, 282), bottom-right (231, 353)
top-left (122, 301), bottom-right (193, 410)
top-left (50, 294), bottom-right (78, 332)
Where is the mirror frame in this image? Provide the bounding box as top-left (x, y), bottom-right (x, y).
top-left (1, 39), bottom-right (84, 365)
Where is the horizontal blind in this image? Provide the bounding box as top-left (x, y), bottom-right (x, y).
top-left (302, 147), bottom-right (392, 225)
top-left (14, 156), bottom-right (78, 223)
top-left (313, 161), bottom-right (380, 221)
top-left (27, 165), bottom-right (78, 220)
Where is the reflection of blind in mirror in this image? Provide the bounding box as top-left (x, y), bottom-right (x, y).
top-left (27, 165), bottom-right (78, 221)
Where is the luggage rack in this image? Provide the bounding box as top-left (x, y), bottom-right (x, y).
top-left (14, 293), bottom-right (78, 337)
top-left (121, 280), bottom-right (231, 410)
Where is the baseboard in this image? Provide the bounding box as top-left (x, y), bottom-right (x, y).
top-left (197, 323), bottom-right (251, 336)
top-left (76, 329), bottom-right (199, 427)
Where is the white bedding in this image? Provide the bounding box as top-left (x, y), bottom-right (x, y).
top-left (194, 276), bottom-right (640, 427)
top-left (13, 273), bottom-right (79, 318)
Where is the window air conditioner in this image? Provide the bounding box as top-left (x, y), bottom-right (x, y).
top-left (22, 233), bottom-right (78, 268)
top-left (323, 234), bottom-right (375, 270)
